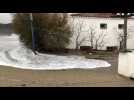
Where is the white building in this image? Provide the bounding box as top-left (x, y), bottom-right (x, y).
top-left (67, 13), bottom-right (134, 50)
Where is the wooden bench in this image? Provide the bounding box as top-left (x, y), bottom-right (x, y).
top-left (107, 46), bottom-right (118, 52)
top-left (80, 46), bottom-right (93, 53)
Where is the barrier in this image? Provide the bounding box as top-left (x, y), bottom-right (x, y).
top-left (118, 51), bottom-right (134, 78)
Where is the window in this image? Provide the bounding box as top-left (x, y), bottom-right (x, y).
top-left (118, 24), bottom-right (124, 29)
top-left (100, 23), bottom-right (107, 29)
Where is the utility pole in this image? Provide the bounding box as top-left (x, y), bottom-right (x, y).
top-left (30, 13), bottom-right (37, 55)
top-left (118, 13), bottom-right (128, 52)
top-left (123, 13), bottom-right (128, 52)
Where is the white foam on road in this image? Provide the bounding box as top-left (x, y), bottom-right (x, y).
top-left (0, 34), bottom-right (111, 70)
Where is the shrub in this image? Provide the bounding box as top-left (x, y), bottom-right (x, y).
top-left (13, 13), bottom-right (72, 52)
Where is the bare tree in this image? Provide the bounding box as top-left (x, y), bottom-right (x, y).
top-left (114, 28), bottom-right (124, 50)
top-left (94, 32), bottom-right (107, 50)
top-left (71, 17), bottom-right (87, 50)
top-left (87, 26), bottom-right (106, 50)
top-left (70, 18), bottom-right (107, 51)
top-left (87, 26), bottom-right (96, 48)
top-left (114, 27), bottom-right (132, 51)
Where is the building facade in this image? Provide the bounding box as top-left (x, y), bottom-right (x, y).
top-left (67, 13), bottom-right (134, 50)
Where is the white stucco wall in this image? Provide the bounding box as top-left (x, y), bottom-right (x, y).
top-left (67, 16), bottom-right (134, 50)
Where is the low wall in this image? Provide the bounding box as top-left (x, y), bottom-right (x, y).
top-left (118, 51), bottom-right (134, 78)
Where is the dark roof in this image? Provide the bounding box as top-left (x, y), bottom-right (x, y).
top-left (71, 13), bottom-right (134, 18)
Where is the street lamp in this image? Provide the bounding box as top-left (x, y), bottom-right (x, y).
top-left (30, 13), bottom-right (37, 55)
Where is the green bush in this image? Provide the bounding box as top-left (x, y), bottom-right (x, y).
top-left (13, 13), bottom-right (72, 52)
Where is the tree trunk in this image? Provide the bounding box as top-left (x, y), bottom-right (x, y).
top-left (75, 42), bottom-right (79, 50)
top-left (91, 35), bottom-right (93, 48)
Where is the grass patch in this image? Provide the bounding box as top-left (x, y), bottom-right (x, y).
top-left (85, 50), bottom-right (118, 60)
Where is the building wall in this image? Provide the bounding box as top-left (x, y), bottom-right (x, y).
top-left (67, 16), bottom-right (134, 50)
